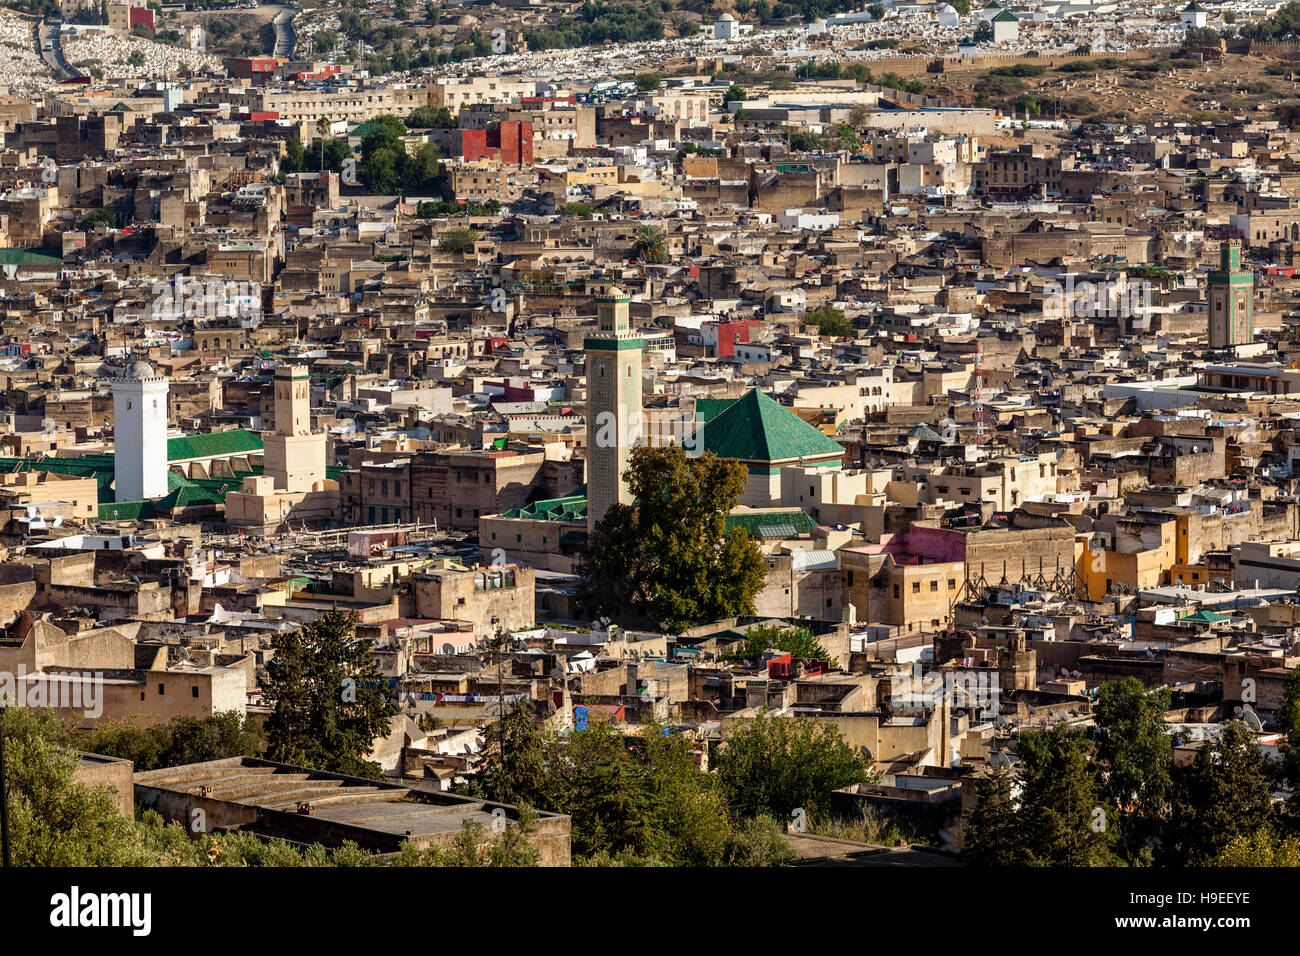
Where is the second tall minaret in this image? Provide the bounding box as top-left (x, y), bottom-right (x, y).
top-left (585, 288), bottom-right (642, 535)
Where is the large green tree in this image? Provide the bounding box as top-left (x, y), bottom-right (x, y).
top-left (716, 709), bottom-right (873, 822)
top-left (1, 708), bottom-right (152, 866)
top-left (263, 609), bottom-right (396, 778)
top-left (962, 767), bottom-right (1024, 865)
top-left (1016, 723), bottom-right (1115, 866)
top-left (806, 303), bottom-right (854, 338)
top-left (1092, 677), bottom-right (1173, 860)
top-left (470, 709), bottom-right (751, 865)
top-left (1166, 720), bottom-right (1276, 865)
top-left (357, 114), bottom-right (446, 195)
top-left (581, 445), bottom-right (766, 632)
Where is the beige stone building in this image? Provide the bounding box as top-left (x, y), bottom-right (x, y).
top-left (411, 563), bottom-right (535, 639)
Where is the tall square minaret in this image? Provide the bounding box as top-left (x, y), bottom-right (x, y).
top-left (585, 288), bottom-right (642, 535)
top-left (111, 359), bottom-right (169, 502)
top-left (1207, 240), bottom-right (1253, 349)
top-left (263, 364), bottom-right (325, 493)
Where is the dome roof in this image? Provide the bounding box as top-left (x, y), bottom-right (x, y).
top-left (717, 12), bottom-right (736, 20)
top-left (128, 360), bottom-right (155, 379)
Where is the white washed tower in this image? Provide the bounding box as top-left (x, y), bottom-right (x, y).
top-left (111, 359), bottom-right (169, 501)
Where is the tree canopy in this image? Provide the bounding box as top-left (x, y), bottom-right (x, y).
top-left (716, 709), bottom-right (874, 821)
top-left (357, 114), bottom-right (446, 195)
top-left (720, 623), bottom-right (837, 667)
top-left (581, 444), bottom-right (766, 632)
top-left (469, 702), bottom-right (795, 865)
top-left (262, 609), bottom-right (396, 779)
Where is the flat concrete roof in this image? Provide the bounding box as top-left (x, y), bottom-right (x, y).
top-left (134, 757), bottom-right (570, 851)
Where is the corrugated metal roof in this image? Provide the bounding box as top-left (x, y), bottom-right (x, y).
top-left (792, 549), bottom-right (838, 572)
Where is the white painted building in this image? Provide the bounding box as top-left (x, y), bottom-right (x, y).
top-left (991, 9), bottom-right (1020, 42)
top-left (1181, 1), bottom-right (1208, 26)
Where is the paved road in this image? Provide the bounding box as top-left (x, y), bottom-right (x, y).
top-left (271, 5), bottom-right (296, 58)
top-left (37, 20), bottom-right (78, 77)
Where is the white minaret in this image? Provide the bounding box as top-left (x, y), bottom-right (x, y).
top-left (111, 359), bottom-right (169, 502)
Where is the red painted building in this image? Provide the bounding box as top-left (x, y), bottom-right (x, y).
top-left (453, 121), bottom-right (533, 165)
top-left (227, 57), bottom-right (281, 81)
top-left (704, 318), bottom-right (760, 358)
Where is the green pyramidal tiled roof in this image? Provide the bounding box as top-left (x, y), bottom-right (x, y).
top-left (992, 9), bottom-right (1017, 21)
top-left (695, 397), bottom-right (737, 423)
top-left (686, 389), bottom-right (845, 465)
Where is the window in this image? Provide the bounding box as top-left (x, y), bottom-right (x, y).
top-left (912, 582), bottom-right (920, 594)
top-left (893, 584), bottom-right (900, 598)
top-left (929, 580), bottom-right (938, 592)
top-left (191, 686), bottom-right (199, 698)
top-left (948, 578), bottom-right (956, 589)
top-left (158, 683), bottom-right (165, 695)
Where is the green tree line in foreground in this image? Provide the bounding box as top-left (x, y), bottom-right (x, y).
top-left (964, 674), bottom-right (1300, 866)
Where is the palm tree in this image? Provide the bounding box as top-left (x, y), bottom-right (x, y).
top-left (633, 224), bottom-right (667, 264)
top-left (316, 116), bottom-right (330, 171)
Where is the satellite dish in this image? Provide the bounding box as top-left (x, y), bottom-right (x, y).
top-left (1239, 705), bottom-right (1263, 732)
top-left (989, 751), bottom-right (1012, 770)
top-left (993, 714), bottom-right (1008, 730)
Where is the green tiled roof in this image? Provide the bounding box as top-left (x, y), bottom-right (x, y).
top-left (0, 430), bottom-right (265, 509)
top-left (0, 247), bottom-right (61, 266)
top-left (0, 456), bottom-right (117, 502)
top-left (98, 499), bottom-right (157, 521)
top-left (502, 489), bottom-right (588, 521)
top-left (164, 483), bottom-right (227, 510)
top-left (167, 429), bottom-right (263, 461)
top-left (685, 389), bottom-right (845, 465)
top-left (725, 509), bottom-right (816, 540)
top-left (694, 397), bottom-right (736, 423)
